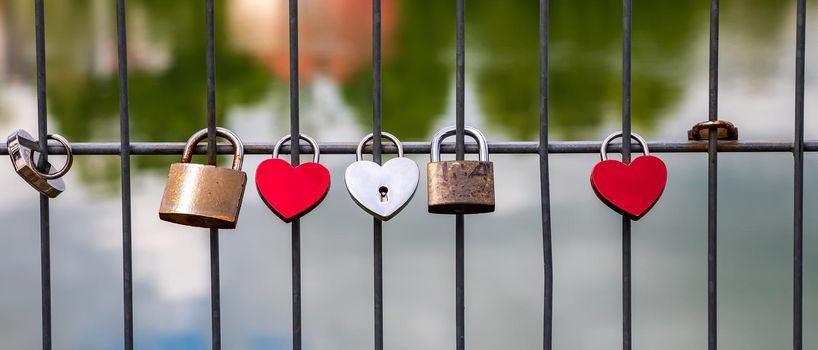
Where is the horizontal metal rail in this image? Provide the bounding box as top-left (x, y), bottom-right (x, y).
top-left (2, 140), bottom-right (817, 155)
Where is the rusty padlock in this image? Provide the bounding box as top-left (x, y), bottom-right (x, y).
top-left (427, 126), bottom-right (495, 214)
top-left (159, 127), bottom-right (247, 229)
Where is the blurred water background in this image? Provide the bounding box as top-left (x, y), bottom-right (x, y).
top-left (0, 0), bottom-right (817, 349)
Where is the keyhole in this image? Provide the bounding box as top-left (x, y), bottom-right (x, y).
top-left (379, 186), bottom-right (389, 203)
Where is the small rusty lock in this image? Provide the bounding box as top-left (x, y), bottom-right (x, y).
top-left (159, 127), bottom-right (247, 229)
top-left (427, 126), bottom-right (495, 214)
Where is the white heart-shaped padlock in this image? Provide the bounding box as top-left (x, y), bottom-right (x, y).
top-left (345, 132), bottom-right (419, 221)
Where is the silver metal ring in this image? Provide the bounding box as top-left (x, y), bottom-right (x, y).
top-left (273, 134), bottom-right (321, 163)
top-left (599, 131), bottom-right (650, 161)
top-left (430, 126), bottom-right (489, 162)
top-left (27, 133), bottom-right (74, 180)
top-left (355, 132), bottom-right (404, 161)
top-left (181, 127), bottom-right (245, 170)
top-left (7, 129), bottom-right (66, 197)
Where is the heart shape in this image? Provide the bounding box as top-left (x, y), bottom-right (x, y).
top-left (344, 157), bottom-right (419, 221)
top-left (590, 155), bottom-right (667, 220)
top-left (256, 158), bottom-right (331, 222)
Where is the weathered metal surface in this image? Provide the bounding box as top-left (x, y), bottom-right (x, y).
top-left (159, 163), bottom-right (247, 229)
top-left (427, 160), bottom-right (495, 214)
top-left (159, 128), bottom-right (247, 229)
top-left (688, 120), bottom-right (739, 140)
top-left (428, 126), bottom-right (495, 214)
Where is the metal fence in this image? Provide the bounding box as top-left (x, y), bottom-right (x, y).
top-left (0, 0), bottom-right (811, 349)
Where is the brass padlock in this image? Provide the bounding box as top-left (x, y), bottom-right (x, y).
top-left (159, 127), bottom-right (247, 229)
top-left (427, 126), bottom-right (495, 214)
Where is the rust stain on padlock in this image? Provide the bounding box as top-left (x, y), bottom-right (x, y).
top-left (427, 126), bottom-right (495, 215)
top-left (687, 120), bottom-right (739, 140)
top-left (160, 163), bottom-right (247, 229)
top-left (427, 160), bottom-right (495, 214)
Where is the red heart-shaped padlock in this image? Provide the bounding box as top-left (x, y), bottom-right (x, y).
top-left (590, 155), bottom-right (667, 220)
top-left (256, 158), bottom-right (331, 222)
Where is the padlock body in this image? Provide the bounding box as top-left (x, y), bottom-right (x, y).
top-left (427, 160), bottom-right (495, 214)
top-left (160, 163), bottom-right (247, 229)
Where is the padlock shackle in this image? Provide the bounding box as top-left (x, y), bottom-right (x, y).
top-left (181, 127), bottom-right (245, 170)
top-left (599, 131), bottom-right (650, 161)
top-left (430, 126), bottom-right (489, 162)
top-left (355, 132), bottom-right (404, 161)
top-left (272, 133), bottom-right (321, 163)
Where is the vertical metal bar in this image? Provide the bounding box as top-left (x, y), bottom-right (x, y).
top-left (204, 0), bottom-right (221, 348)
top-left (288, 3), bottom-right (300, 165)
top-left (372, 1), bottom-right (382, 163)
top-left (707, 1), bottom-right (719, 349)
top-left (209, 229), bottom-right (220, 350)
top-left (115, 0), bottom-right (134, 348)
top-left (455, 1), bottom-right (465, 159)
top-left (793, 0), bottom-right (806, 349)
top-left (288, 0), bottom-right (302, 349)
top-left (538, 0), bottom-right (552, 349)
top-left (33, 0), bottom-right (51, 348)
top-left (372, 0), bottom-right (384, 348)
top-left (373, 221), bottom-right (383, 350)
top-left (621, 220), bottom-right (631, 350)
top-left (205, 0), bottom-right (217, 163)
top-left (291, 218), bottom-right (301, 350)
top-left (455, 216), bottom-right (464, 350)
top-left (621, 0), bottom-right (632, 349)
top-left (455, 0), bottom-right (466, 349)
